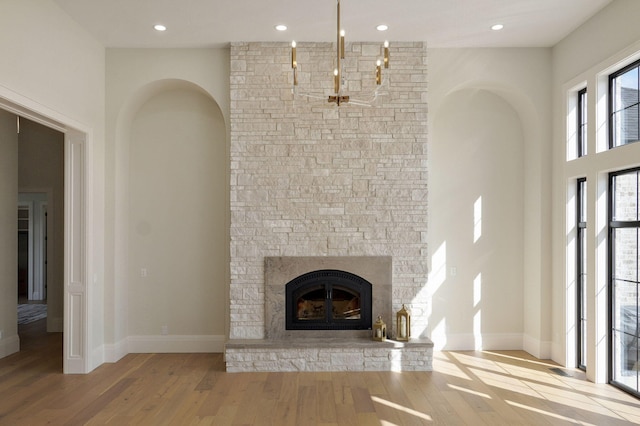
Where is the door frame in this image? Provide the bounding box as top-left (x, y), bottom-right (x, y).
top-left (0, 89), bottom-right (91, 374)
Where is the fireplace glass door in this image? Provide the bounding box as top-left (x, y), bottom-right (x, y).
top-left (296, 284), bottom-right (361, 321)
top-left (286, 269), bottom-right (372, 330)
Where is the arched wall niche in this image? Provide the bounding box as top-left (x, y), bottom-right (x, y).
top-left (111, 79), bottom-right (228, 358)
top-left (429, 81), bottom-right (550, 357)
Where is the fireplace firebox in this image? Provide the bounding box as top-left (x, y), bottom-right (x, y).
top-left (285, 269), bottom-right (372, 330)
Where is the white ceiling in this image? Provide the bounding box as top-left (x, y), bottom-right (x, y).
top-left (53, 0), bottom-right (612, 49)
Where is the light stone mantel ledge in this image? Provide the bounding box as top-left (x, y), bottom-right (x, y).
top-left (224, 337), bottom-right (434, 372)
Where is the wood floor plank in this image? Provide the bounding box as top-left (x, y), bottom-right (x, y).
top-left (296, 385), bottom-right (319, 425)
top-left (64, 377), bottom-right (138, 425)
top-left (334, 401), bottom-right (359, 426)
top-left (232, 380), bottom-right (265, 424)
top-left (331, 371), bottom-right (354, 406)
top-left (318, 376), bottom-right (338, 423)
top-left (351, 386), bottom-right (376, 414)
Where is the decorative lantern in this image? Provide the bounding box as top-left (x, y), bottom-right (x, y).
top-left (396, 304), bottom-right (411, 341)
top-left (373, 316), bottom-right (387, 341)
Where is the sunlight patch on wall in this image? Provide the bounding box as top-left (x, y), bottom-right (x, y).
top-left (420, 241), bottom-right (447, 343)
top-left (428, 241), bottom-right (447, 295)
top-left (474, 273), bottom-right (482, 349)
top-left (431, 318), bottom-right (447, 350)
top-left (474, 196), bottom-right (482, 243)
top-left (473, 273), bottom-right (482, 308)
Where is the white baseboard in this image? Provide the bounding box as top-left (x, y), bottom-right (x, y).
top-left (127, 334), bottom-right (226, 353)
top-left (102, 337), bottom-right (129, 364)
top-left (0, 335), bottom-right (20, 359)
top-left (434, 333), bottom-right (523, 351)
top-left (523, 333), bottom-right (552, 359)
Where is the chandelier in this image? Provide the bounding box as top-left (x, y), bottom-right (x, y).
top-left (290, 0), bottom-right (390, 106)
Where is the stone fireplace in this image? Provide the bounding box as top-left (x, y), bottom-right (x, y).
top-left (226, 41), bottom-right (431, 372)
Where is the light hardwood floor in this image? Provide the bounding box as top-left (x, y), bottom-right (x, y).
top-left (2, 320), bottom-right (640, 425)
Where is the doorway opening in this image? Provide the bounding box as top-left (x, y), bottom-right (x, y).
top-left (0, 93), bottom-right (88, 374)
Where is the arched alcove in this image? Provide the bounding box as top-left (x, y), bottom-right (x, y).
top-left (429, 87), bottom-right (526, 350)
top-left (114, 80), bottom-right (227, 353)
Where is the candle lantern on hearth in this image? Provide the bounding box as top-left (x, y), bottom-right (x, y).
top-left (372, 316), bottom-right (387, 341)
top-left (396, 304), bottom-right (411, 341)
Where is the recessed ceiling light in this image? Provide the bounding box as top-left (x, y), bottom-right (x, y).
top-left (491, 24), bottom-right (504, 31)
top-left (154, 24), bottom-right (167, 32)
top-left (275, 24), bottom-right (288, 31)
top-left (376, 24), bottom-right (389, 32)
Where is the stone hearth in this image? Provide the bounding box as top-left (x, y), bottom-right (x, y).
top-left (224, 256), bottom-right (433, 372)
top-left (225, 338), bottom-right (433, 372)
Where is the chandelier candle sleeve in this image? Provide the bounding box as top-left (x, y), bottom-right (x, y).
top-left (376, 60), bottom-right (382, 85)
top-left (291, 41), bottom-right (297, 68)
top-left (291, 41), bottom-right (298, 86)
top-left (384, 41), bottom-right (389, 68)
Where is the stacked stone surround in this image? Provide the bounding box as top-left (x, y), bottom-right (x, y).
top-left (228, 41), bottom-right (429, 371)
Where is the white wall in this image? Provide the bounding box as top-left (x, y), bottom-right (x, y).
top-left (0, 0), bottom-right (104, 128)
top-left (427, 48), bottom-right (552, 354)
top-left (0, 0), bottom-right (105, 371)
top-left (551, 0), bottom-right (640, 381)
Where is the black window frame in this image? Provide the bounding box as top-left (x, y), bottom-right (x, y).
top-left (608, 167), bottom-right (640, 398)
top-left (577, 177), bottom-right (587, 370)
top-left (578, 88), bottom-right (587, 157)
top-left (609, 60), bottom-right (640, 149)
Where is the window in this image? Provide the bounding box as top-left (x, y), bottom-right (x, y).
top-left (578, 89), bottom-right (587, 157)
top-left (609, 168), bottom-right (640, 397)
top-left (577, 178), bottom-right (587, 370)
top-left (610, 61), bottom-right (640, 148)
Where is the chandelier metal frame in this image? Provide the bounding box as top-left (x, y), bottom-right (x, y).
top-left (290, 0), bottom-right (390, 107)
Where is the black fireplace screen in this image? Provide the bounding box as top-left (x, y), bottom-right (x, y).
top-left (285, 269), bottom-right (372, 330)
